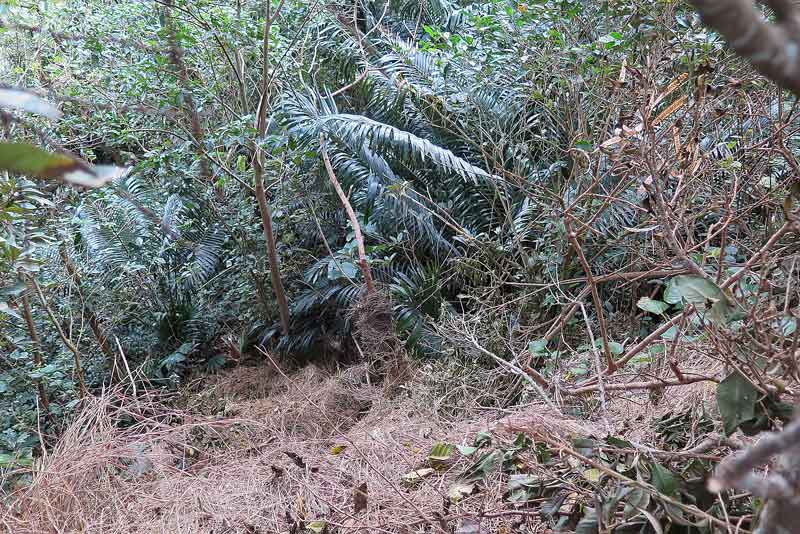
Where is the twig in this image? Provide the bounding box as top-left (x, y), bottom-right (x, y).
top-left (565, 215), bottom-right (615, 370)
top-left (320, 133), bottom-right (376, 294)
top-left (565, 375), bottom-right (714, 395)
top-left (580, 303), bottom-right (608, 414)
top-left (114, 337), bottom-right (137, 398)
top-left (32, 278), bottom-right (87, 397)
top-left (466, 329), bottom-right (558, 412)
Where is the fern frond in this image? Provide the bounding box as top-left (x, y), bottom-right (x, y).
top-left (283, 88), bottom-right (493, 182)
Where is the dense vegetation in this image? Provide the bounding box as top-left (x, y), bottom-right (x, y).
top-left (2, 0), bottom-right (800, 532)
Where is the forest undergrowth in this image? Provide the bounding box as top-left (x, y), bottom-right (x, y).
top-left (3, 0), bottom-right (800, 532)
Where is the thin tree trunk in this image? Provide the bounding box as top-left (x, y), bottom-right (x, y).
top-left (20, 292), bottom-right (50, 412)
top-left (252, 0), bottom-right (291, 335)
top-left (320, 134), bottom-right (376, 294)
top-left (32, 278), bottom-right (87, 398)
top-left (254, 157), bottom-right (291, 335)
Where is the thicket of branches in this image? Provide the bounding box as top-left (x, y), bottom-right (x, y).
top-left (2, 0), bottom-right (800, 531)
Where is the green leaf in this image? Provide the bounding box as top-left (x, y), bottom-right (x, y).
top-left (582, 468), bottom-right (601, 482)
top-left (575, 507), bottom-right (599, 534)
top-left (717, 371), bottom-right (759, 435)
top-left (637, 297), bottom-right (669, 314)
top-left (162, 342), bottom-right (194, 370)
top-left (473, 430), bottom-right (492, 447)
top-left (507, 474), bottom-right (539, 491)
top-left (328, 260), bottom-right (359, 280)
top-left (651, 463), bottom-right (680, 497)
top-left (463, 450), bottom-right (501, 482)
top-left (608, 341), bottom-right (624, 355)
top-left (506, 474), bottom-right (539, 503)
top-left (306, 520), bottom-right (327, 533)
top-left (0, 143), bottom-right (127, 187)
top-left (457, 445), bottom-right (479, 456)
top-left (0, 453), bottom-right (33, 467)
top-left (781, 316), bottom-right (797, 336)
top-left (573, 437), bottom-right (596, 457)
top-left (606, 436), bottom-right (633, 448)
top-left (661, 325), bottom-right (679, 341)
top-left (528, 338), bottom-right (548, 354)
top-left (401, 467), bottom-right (435, 485)
top-left (428, 442), bottom-right (454, 465)
top-left (664, 275), bottom-right (726, 306)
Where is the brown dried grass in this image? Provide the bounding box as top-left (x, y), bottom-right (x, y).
top-left (0, 361), bottom-right (589, 534)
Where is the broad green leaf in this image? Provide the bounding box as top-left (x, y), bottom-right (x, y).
top-left (507, 474), bottom-right (539, 491)
top-left (0, 88), bottom-right (61, 119)
top-left (582, 468), bottom-right (601, 482)
top-left (717, 371), bottom-right (759, 435)
top-left (0, 453), bottom-right (33, 467)
top-left (651, 463), bottom-right (680, 496)
top-left (428, 442), bottom-right (454, 464)
top-left (528, 338), bottom-right (548, 354)
top-left (457, 445), bottom-right (479, 456)
top-left (609, 341), bottom-right (624, 355)
top-left (606, 436), bottom-right (633, 448)
top-left (637, 297), bottom-right (669, 314)
top-left (473, 430), bottom-right (492, 447)
top-left (573, 437), bottom-right (595, 457)
top-left (0, 282), bottom-right (26, 297)
top-left (781, 316), bottom-right (797, 336)
top-left (328, 260), bottom-right (359, 280)
top-left (664, 275), bottom-right (726, 306)
top-left (0, 143), bottom-right (127, 187)
top-left (575, 507), bottom-right (599, 534)
top-left (306, 520), bottom-right (327, 533)
top-left (661, 325), bottom-right (679, 341)
top-left (162, 342), bottom-right (194, 370)
top-left (463, 450), bottom-right (500, 482)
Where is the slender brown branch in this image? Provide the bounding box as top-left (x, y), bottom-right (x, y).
top-left (320, 133), bottom-right (375, 294)
top-left (566, 375), bottom-right (713, 395)
top-left (611, 307), bottom-right (694, 372)
top-left (513, 431), bottom-right (750, 533)
top-left (564, 216), bottom-right (615, 370)
top-left (19, 292), bottom-right (50, 412)
top-left (32, 278), bottom-right (87, 398)
top-left (721, 220), bottom-right (795, 290)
